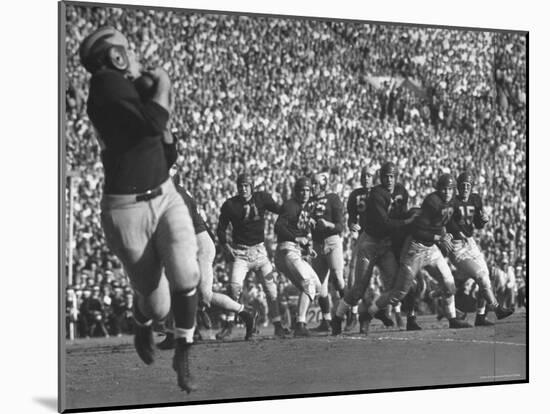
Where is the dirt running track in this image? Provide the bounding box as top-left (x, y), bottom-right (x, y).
top-left (63, 311), bottom-right (526, 412)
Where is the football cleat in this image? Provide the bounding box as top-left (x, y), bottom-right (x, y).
top-left (456, 308), bottom-right (468, 320)
top-left (358, 312), bottom-right (373, 335)
top-left (215, 321), bottom-right (234, 340)
top-left (331, 316), bottom-right (343, 336)
top-left (172, 338), bottom-right (197, 393)
top-left (294, 322), bottom-right (311, 337)
top-left (406, 315), bottom-right (422, 331)
top-left (157, 332), bottom-right (175, 350)
top-left (238, 308), bottom-right (255, 340)
top-left (273, 321), bottom-right (289, 338)
top-left (474, 314), bottom-right (495, 327)
top-left (312, 319), bottom-right (331, 332)
top-left (495, 306), bottom-right (514, 320)
top-left (449, 318), bottom-right (472, 329)
top-left (374, 309), bottom-right (395, 327)
top-left (134, 323), bottom-right (156, 365)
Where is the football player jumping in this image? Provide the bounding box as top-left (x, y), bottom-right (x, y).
top-left (309, 172), bottom-right (346, 332)
top-left (216, 173), bottom-right (287, 339)
top-left (274, 177), bottom-right (322, 337)
top-left (446, 172), bottom-right (514, 325)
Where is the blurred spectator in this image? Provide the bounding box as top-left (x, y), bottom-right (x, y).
top-left (79, 286), bottom-right (110, 337)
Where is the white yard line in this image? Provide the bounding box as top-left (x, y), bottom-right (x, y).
top-left (479, 374), bottom-right (523, 379)
top-left (346, 335), bottom-right (526, 347)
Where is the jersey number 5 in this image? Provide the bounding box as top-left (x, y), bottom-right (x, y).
top-left (459, 205), bottom-right (475, 226)
top-left (356, 196), bottom-right (367, 213)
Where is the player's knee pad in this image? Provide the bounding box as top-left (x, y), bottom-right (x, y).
top-left (319, 280), bottom-right (329, 297)
top-left (176, 269), bottom-right (200, 292)
top-left (474, 269), bottom-right (491, 291)
top-left (301, 277), bottom-right (316, 301)
top-left (228, 282), bottom-right (242, 301)
top-left (331, 270), bottom-right (346, 291)
top-left (262, 272), bottom-right (278, 301)
top-left (150, 302), bottom-right (171, 321)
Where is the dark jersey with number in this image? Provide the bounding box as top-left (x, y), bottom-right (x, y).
top-left (411, 191), bottom-right (454, 246)
top-left (309, 193), bottom-right (345, 242)
top-left (217, 192), bottom-right (280, 246)
top-left (446, 193), bottom-right (486, 239)
top-left (347, 187), bottom-right (370, 232)
top-left (363, 183), bottom-right (409, 239)
top-left (86, 68), bottom-right (176, 194)
top-left (274, 199), bottom-right (312, 243)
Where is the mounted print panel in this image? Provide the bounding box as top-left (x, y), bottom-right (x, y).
top-left (59, 1), bottom-right (527, 412)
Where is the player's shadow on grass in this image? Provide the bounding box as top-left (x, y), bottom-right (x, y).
top-left (33, 397), bottom-right (57, 411)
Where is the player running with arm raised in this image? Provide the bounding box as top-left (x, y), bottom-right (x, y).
top-left (216, 173), bottom-right (286, 339)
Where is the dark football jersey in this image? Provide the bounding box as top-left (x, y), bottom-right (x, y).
top-left (309, 193), bottom-right (345, 242)
top-left (363, 183), bottom-right (409, 239)
top-left (217, 191), bottom-right (280, 246)
top-left (447, 193), bottom-right (486, 239)
top-left (87, 68), bottom-right (171, 194)
top-left (174, 181), bottom-right (208, 235)
top-left (347, 187), bottom-right (370, 232)
top-left (411, 191), bottom-right (455, 246)
top-left (274, 199), bottom-right (312, 243)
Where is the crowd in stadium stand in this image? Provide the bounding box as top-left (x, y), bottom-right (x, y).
top-left (64, 6), bottom-right (526, 338)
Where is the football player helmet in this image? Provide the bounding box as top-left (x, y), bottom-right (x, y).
top-left (79, 26), bottom-right (130, 74)
top-left (380, 161), bottom-right (397, 176)
top-left (436, 173), bottom-right (456, 189)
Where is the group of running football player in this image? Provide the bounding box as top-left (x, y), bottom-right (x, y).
top-left (163, 159), bottom-right (514, 344)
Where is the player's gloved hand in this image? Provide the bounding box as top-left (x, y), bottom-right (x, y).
top-left (148, 67), bottom-right (171, 90)
top-left (350, 223), bottom-right (361, 233)
top-left (295, 237), bottom-right (310, 247)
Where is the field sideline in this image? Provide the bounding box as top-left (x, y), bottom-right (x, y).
top-left (63, 310), bottom-right (526, 412)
